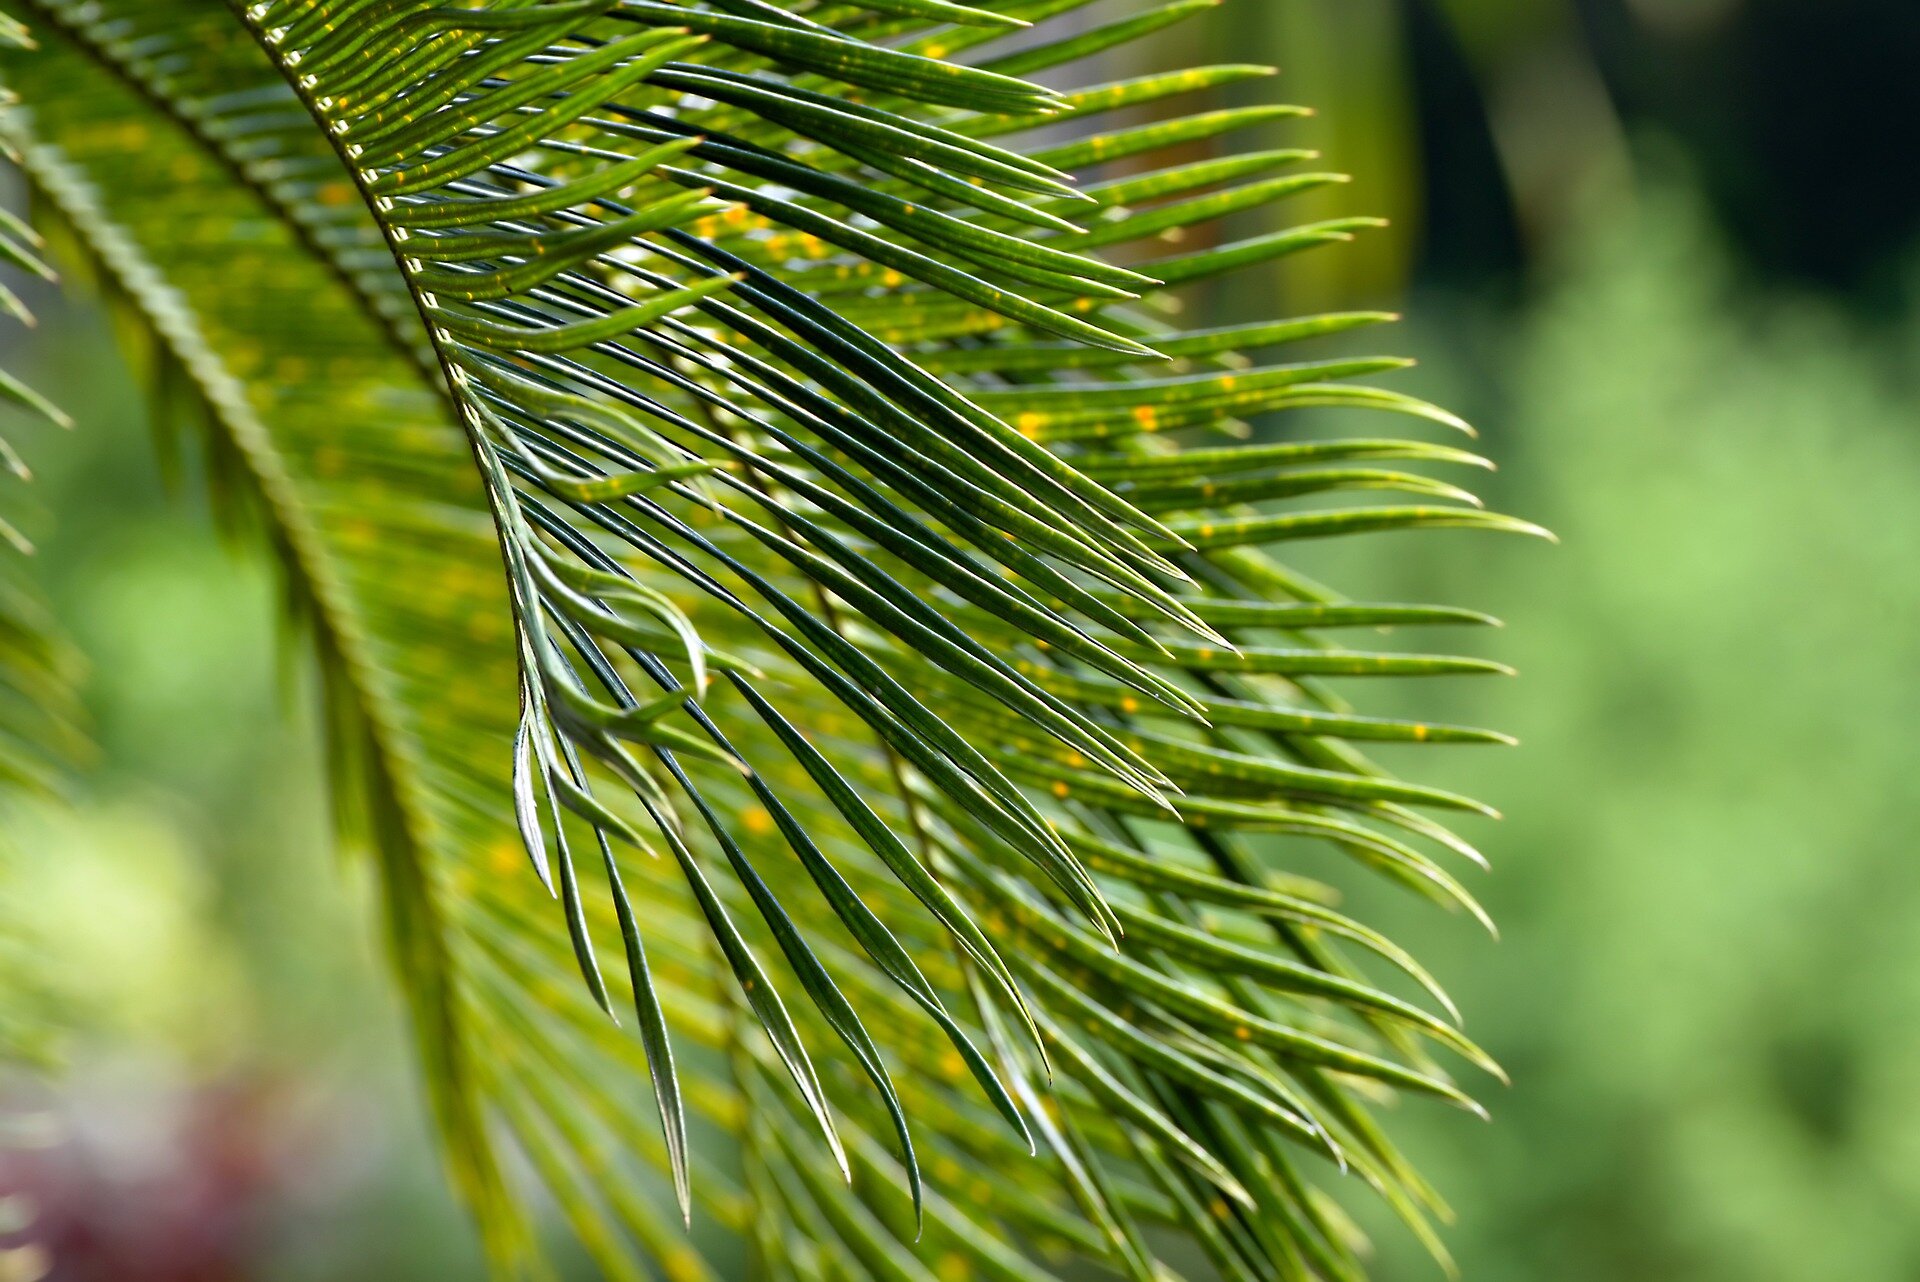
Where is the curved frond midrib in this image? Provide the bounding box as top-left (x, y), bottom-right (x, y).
top-left (0, 100), bottom-right (526, 1262)
top-left (12, 0), bottom-right (442, 389)
top-left (1, 120), bottom-right (427, 870)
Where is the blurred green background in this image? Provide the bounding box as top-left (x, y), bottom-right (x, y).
top-left (3, 0), bottom-right (1918, 1277)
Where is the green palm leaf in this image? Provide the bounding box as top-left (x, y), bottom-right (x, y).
top-left (0, 14), bottom-right (84, 1080)
top-left (0, 2), bottom-right (1543, 1278)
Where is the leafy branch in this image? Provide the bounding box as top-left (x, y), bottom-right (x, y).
top-left (0, 2), bottom-right (1546, 1277)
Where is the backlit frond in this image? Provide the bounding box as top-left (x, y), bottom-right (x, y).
top-left (0, 2), bottom-right (1540, 1277)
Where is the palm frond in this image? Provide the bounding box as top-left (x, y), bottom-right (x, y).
top-left (0, 20), bottom-right (81, 796)
top-left (0, 0), bottom-right (84, 1101)
top-left (0, 29), bottom-right (536, 1257)
top-left (0, 2), bottom-right (1542, 1278)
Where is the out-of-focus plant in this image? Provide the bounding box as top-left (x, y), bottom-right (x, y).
top-left (1290, 177), bottom-right (1920, 1282)
top-left (0, 2), bottom-right (1540, 1277)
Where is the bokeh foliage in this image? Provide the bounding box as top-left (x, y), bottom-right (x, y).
top-left (1346, 183), bottom-right (1920, 1282)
